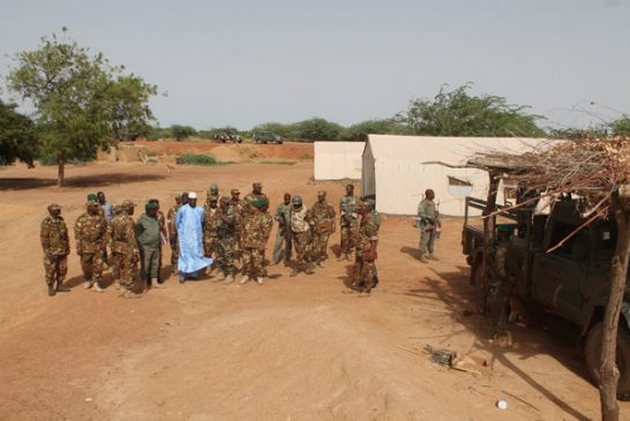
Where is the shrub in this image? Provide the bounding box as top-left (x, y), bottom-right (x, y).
top-left (176, 153), bottom-right (232, 166)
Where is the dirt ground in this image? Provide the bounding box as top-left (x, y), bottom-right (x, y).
top-left (0, 153), bottom-right (628, 420)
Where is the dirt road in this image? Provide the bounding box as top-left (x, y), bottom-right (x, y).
top-left (0, 158), bottom-right (627, 420)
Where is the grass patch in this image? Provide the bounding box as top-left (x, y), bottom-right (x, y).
top-left (176, 153), bottom-right (233, 166)
top-left (299, 153), bottom-right (313, 160)
top-left (259, 160), bottom-right (296, 165)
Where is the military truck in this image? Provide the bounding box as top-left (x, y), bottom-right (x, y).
top-left (462, 195), bottom-right (630, 398)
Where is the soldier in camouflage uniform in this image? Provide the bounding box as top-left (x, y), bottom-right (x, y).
top-left (244, 182), bottom-right (268, 207)
top-left (167, 194), bottom-right (183, 275)
top-left (109, 205), bottom-right (124, 289)
top-left (290, 196), bottom-right (315, 277)
top-left (111, 200), bottom-right (142, 298)
top-left (206, 184), bottom-right (219, 201)
top-left (259, 199), bottom-right (273, 277)
top-left (40, 203), bottom-right (71, 296)
top-left (351, 202), bottom-right (379, 294)
top-left (339, 184), bottom-right (358, 260)
top-left (271, 193), bottom-right (292, 266)
top-left (230, 188), bottom-right (246, 260)
top-left (416, 189), bottom-right (440, 263)
top-left (215, 196), bottom-right (237, 284)
top-left (309, 191), bottom-right (336, 267)
top-left (75, 200), bottom-right (107, 292)
top-left (240, 199), bottom-right (272, 285)
top-left (203, 195), bottom-right (220, 264)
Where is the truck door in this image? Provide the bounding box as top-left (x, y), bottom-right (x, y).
top-left (531, 222), bottom-right (590, 323)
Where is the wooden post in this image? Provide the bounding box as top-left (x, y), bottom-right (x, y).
top-left (479, 172), bottom-right (501, 313)
top-left (600, 191), bottom-right (630, 421)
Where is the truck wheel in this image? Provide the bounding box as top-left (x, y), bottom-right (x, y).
top-left (472, 262), bottom-right (488, 315)
top-left (585, 322), bottom-right (630, 400)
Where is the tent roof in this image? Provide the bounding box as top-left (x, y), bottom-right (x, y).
top-left (366, 134), bottom-right (545, 165)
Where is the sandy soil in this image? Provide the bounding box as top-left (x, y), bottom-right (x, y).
top-left (0, 154), bottom-right (628, 420)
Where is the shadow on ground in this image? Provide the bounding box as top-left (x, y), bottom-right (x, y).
top-left (0, 173), bottom-right (166, 191)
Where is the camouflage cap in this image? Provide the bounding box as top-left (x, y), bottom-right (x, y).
top-left (208, 195), bottom-right (218, 202)
top-left (47, 203), bottom-right (61, 212)
top-left (231, 188), bottom-right (240, 195)
top-left (292, 196), bottom-right (303, 205)
top-left (114, 205), bottom-right (123, 214)
top-left (121, 200), bottom-right (136, 209)
top-left (357, 202), bottom-right (370, 212)
top-left (181, 192), bottom-right (189, 198)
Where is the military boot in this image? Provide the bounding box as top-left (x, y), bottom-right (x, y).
top-left (56, 282), bottom-right (71, 293)
top-left (290, 266), bottom-right (299, 277)
top-left (48, 285), bottom-right (56, 296)
top-left (83, 280), bottom-right (93, 289)
top-left (239, 275), bottom-right (250, 285)
top-left (93, 282), bottom-right (104, 293)
top-left (256, 277), bottom-right (264, 285)
top-left (419, 254), bottom-right (429, 263)
top-left (305, 263), bottom-right (315, 275)
top-left (223, 275), bottom-right (235, 284)
top-left (428, 253), bottom-right (440, 261)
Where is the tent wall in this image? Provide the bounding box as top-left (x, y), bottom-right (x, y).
top-left (363, 135), bottom-right (543, 216)
top-left (314, 141), bottom-right (364, 180)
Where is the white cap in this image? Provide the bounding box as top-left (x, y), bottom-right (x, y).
top-left (188, 192), bottom-right (198, 199)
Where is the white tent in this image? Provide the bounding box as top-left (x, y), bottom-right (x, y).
top-left (362, 135), bottom-right (543, 216)
top-left (314, 141), bottom-right (364, 180)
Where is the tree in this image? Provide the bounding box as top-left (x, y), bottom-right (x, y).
top-left (340, 118), bottom-right (408, 141)
top-left (611, 117), bottom-right (630, 137)
top-left (293, 117), bottom-right (343, 140)
top-left (0, 100), bottom-right (38, 167)
top-left (170, 125), bottom-right (197, 141)
top-left (397, 83), bottom-right (545, 137)
top-left (6, 29), bottom-right (157, 186)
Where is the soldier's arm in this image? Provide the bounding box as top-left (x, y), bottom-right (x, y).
top-left (74, 219), bottom-right (83, 254)
top-left (127, 220), bottom-right (139, 252)
top-left (40, 220), bottom-right (50, 253)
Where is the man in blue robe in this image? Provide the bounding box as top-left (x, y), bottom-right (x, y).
top-left (175, 192), bottom-right (213, 282)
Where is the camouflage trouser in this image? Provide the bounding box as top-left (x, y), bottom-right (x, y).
top-left (340, 219), bottom-right (357, 255)
top-left (44, 255), bottom-right (68, 286)
top-left (312, 231), bottom-right (331, 263)
top-left (351, 255), bottom-right (377, 292)
top-left (117, 251), bottom-right (139, 292)
top-left (271, 228), bottom-right (292, 264)
top-left (80, 252), bottom-right (103, 284)
top-left (216, 237), bottom-right (237, 276)
top-left (204, 235), bottom-right (218, 259)
top-left (242, 247), bottom-right (263, 278)
top-left (170, 237), bottom-right (179, 268)
top-left (111, 251), bottom-right (121, 282)
top-left (140, 246), bottom-right (160, 280)
top-left (419, 226), bottom-right (435, 256)
top-left (292, 231), bottom-right (312, 270)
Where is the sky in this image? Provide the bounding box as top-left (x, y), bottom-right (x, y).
top-left (1, 0), bottom-right (629, 130)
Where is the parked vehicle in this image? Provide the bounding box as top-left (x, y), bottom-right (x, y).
top-left (213, 133), bottom-right (243, 143)
top-left (462, 195), bottom-right (630, 399)
top-left (253, 132), bottom-right (283, 144)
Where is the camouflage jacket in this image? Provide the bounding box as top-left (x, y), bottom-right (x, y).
top-left (230, 199), bottom-right (247, 231)
top-left (203, 205), bottom-right (221, 238)
top-left (356, 213), bottom-right (379, 253)
top-left (110, 214), bottom-right (138, 253)
top-left (40, 215), bottom-right (70, 256)
top-left (74, 213), bottom-right (107, 255)
top-left (217, 207), bottom-right (236, 239)
top-left (166, 204), bottom-right (181, 239)
top-left (260, 211), bottom-right (273, 243)
top-left (241, 212), bottom-right (272, 249)
top-left (309, 201), bottom-right (336, 234)
top-left (157, 210), bottom-right (167, 238)
top-left (417, 199), bottom-right (438, 226)
top-left (340, 195), bottom-right (358, 226)
top-left (290, 206), bottom-right (311, 234)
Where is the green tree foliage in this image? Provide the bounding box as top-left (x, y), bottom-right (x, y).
top-left (611, 117), bottom-right (630, 137)
top-left (0, 100), bottom-right (38, 167)
top-left (397, 83), bottom-right (545, 137)
top-left (146, 126), bottom-right (172, 141)
top-left (6, 29), bottom-right (157, 186)
top-left (292, 117), bottom-right (343, 140)
top-left (340, 118), bottom-right (408, 141)
top-left (548, 127), bottom-right (609, 140)
top-left (170, 124), bottom-right (197, 141)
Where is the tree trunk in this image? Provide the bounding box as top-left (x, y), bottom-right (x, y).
top-left (600, 198), bottom-right (630, 421)
top-left (480, 172), bottom-right (500, 313)
top-left (57, 153), bottom-right (66, 187)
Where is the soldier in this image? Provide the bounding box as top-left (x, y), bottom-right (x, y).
top-left (148, 198), bottom-right (167, 282)
top-left (271, 193), bottom-right (292, 266)
top-left (167, 194), bottom-right (183, 275)
top-left (417, 188), bottom-right (440, 263)
top-left (244, 182), bottom-right (268, 205)
top-left (309, 191), bottom-right (336, 267)
top-left (339, 184), bottom-right (358, 260)
top-left (207, 183), bottom-right (219, 200)
top-left (40, 203), bottom-right (71, 296)
top-left (136, 202), bottom-right (164, 289)
top-left (351, 202), bottom-right (379, 294)
top-left (289, 196), bottom-right (315, 277)
top-left (260, 199), bottom-right (274, 277)
top-left (109, 204), bottom-right (124, 289)
top-left (230, 188), bottom-right (246, 259)
top-left (364, 198), bottom-right (382, 228)
top-left (111, 200), bottom-right (142, 298)
top-left (203, 195), bottom-right (220, 263)
top-left (75, 200), bottom-right (107, 292)
top-left (216, 196), bottom-right (237, 284)
top-left (240, 199), bottom-right (272, 285)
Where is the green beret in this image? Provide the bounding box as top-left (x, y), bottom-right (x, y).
top-left (87, 193), bottom-right (98, 201)
top-left (145, 202), bottom-right (158, 211)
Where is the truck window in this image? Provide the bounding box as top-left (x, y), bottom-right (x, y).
top-left (548, 222), bottom-right (590, 261)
